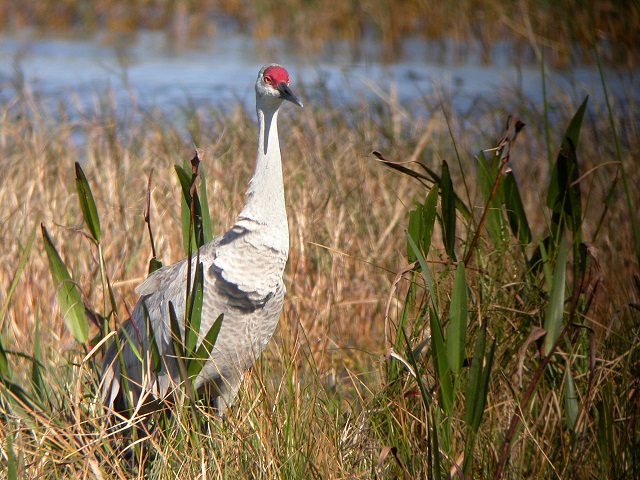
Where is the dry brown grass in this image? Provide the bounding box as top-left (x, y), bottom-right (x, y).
top-left (1, 1), bottom-right (639, 66)
top-left (0, 67), bottom-right (638, 477)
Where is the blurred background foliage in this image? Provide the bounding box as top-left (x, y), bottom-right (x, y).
top-left (0, 0), bottom-right (638, 66)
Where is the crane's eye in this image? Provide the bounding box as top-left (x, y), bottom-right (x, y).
top-left (263, 75), bottom-right (273, 85)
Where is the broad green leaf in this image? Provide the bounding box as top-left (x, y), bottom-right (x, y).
top-left (447, 262), bottom-right (468, 374)
top-left (75, 162), bottom-right (101, 243)
top-left (464, 321), bottom-right (487, 428)
top-left (462, 324), bottom-right (495, 476)
top-left (407, 185), bottom-right (439, 263)
top-left (547, 97), bottom-right (587, 246)
top-left (504, 171), bottom-right (532, 245)
top-left (430, 307), bottom-right (453, 415)
top-left (188, 314), bottom-right (223, 379)
top-left (41, 225), bottom-right (88, 344)
top-left (422, 185), bottom-right (439, 256)
top-left (543, 235), bottom-right (567, 356)
top-left (148, 257), bottom-right (163, 274)
top-left (564, 361), bottom-right (579, 431)
top-left (440, 161), bottom-right (457, 261)
top-left (175, 165), bottom-right (198, 255)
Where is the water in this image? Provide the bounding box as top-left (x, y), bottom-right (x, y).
top-left (0, 29), bottom-right (637, 116)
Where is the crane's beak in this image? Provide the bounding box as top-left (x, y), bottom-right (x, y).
top-left (277, 82), bottom-right (303, 108)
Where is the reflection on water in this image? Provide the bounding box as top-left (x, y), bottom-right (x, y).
top-left (0, 29), bottom-right (637, 116)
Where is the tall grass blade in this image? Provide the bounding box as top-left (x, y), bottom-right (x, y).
top-left (41, 224), bottom-right (89, 344)
top-left (407, 201), bottom-right (424, 264)
top-left (430, 307), bottom-right (453, 415)
top-left (0, 336), bottom-right (8, 378)
top-left (422, 185), bottom-right (439, 255)
top-left (440, 161), bottom-right (457, 261)
top-left (464, 320), bottom-right (487, 429)
top-left (503, 171), bottom-right (531, 245)
top-left (564, 360), bottom-right (578, 431)
top-left (188, 314), bottom-right (223, 379)
top-left (142, 303), bottom-right (162, 374)
top-left (0, 223), bottom-right (37, 332)
top-left (477, 150), bottom-right (506, 246)
top-left (74, 162), bottom-right (101, 243)
top-left (168, 301), bottom-right (184, 360)
top-left (31, 315), bottom-right (46, 403)
top-left (463, 322), bottom-right (496, 475)
top-left (7, 431), bottom-right (18, 480)
top-left (185, 262), bottom-right (204, 356)
top-left (197, 163), bottom-right (213, 243)
top-left (594, 42), bottom-right (640, 267)
top-left (543, 235), bottom-right (567, 356)
top-left (407, 233), bottom-right (439, 317)
top-left (447, 262), bottom-right (467, 374)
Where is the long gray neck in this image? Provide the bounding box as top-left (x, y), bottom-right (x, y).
top-left (237, 105), bottom-right (288, 236)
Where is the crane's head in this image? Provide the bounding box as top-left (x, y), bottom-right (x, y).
top-left (256, 64), bottom-right (303, 109)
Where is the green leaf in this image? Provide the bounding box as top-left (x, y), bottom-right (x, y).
top-left (175, 165), bottom-right (198, 255)
top-left (464, 321), bottom-right (487, 429)
top-left (430, 307), bottom-right (453, 415)
top-left (31, 315), bottom-right (46, 402)
top-left (142, 302), bottom-right (162, 374)
top-left (188, 314), bottom-right (223, 379)
top-left (422, 185), bottom-right (439, 255)
top-left (41, 224), bottom-right (88, 344)
top-left (168, 301), bottom-right (184, 360)
top-left (408, 186), bottom-right (440, 263)
top-left (447, 263), bottom-right (467, 374)
top-left (185, 263), bottom-right (204, 356)
top-left (477, 150), bottom-right (506, 246)
top-left (543, 235), bottom-right (567, 356)
top-left (75, 162), bottom-right (101, 243)
top-left (407, 201), bottom-right (424, 264)
top-left (462, 323), bottom-right (495, 476)
top-left (547, 97), bottom-right (587, 244)
top-left (148, 257), bottom-right (163, 274)
top-left (564, 361), bottom-right (579, 431)
top-left (440, 161), bottom-right (457, 261)
top-left (504, 171), bottom-right (532, 245)
top-left (7, 431), bottom-right (18, 480)
top-left (0, 336), bottom-right (8, 377)
top-left (198, 163), bottom-right (213, 243)
top-left (407, 233), bottom-right (439, 317)
top-left (176, 162), bottom-right (207, 254)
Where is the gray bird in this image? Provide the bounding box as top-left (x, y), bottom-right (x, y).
top-left (100, 64), bottom-right (302, 416)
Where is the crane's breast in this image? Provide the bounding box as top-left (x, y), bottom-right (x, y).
top-left (210, 226), bottom-right (288, 309)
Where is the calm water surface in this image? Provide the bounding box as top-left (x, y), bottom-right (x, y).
top-left (0, 30), bottom-right (637, 116)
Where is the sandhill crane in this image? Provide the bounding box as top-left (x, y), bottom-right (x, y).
top-left (101, 64), bottom-right (302, 416)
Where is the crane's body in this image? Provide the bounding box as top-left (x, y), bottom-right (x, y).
top-left (101, 64), bottom-right (302, 415)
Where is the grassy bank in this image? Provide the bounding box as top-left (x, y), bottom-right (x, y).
top-left (0, 62), bottom-right (639, 478)
top-left (1, 0), bottom-right (639, 66)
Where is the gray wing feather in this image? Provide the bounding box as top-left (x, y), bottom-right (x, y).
top-left (100, 228), bottom-right (286, 413)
